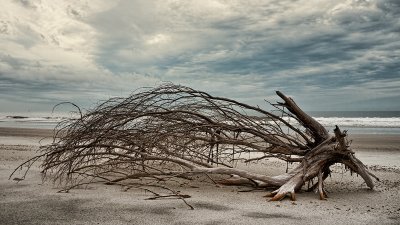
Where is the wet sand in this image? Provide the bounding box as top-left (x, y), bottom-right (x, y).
top-left (0, 127), bottom-right (399, 225)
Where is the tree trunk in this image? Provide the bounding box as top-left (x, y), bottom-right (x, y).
top-left (218, 92), bottom-right (377, 200)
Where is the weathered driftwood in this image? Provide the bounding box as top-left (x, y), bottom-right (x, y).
top-left (11, 84), bottom-right (378, 201)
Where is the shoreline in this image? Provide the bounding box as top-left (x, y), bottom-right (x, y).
top-left (0, 127), bottom-right (55, 138)
top-left (0, 126), bottom-right (399, 144)
top-left (1, 127), bottom-right (399, 224)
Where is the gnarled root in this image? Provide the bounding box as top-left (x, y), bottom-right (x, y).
top-left (317, 169), bottom-right (328, 200)
top-left (266, 174), bottom-right (303, 201)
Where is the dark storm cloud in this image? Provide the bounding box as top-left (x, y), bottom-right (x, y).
top-left (0, 0), bottom-right (399, 111)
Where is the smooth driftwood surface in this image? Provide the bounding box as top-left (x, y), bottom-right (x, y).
top-left (11, 84), bottom-right (378, 202)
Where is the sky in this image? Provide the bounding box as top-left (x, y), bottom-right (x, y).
top-left (0, 0), bottom-right (399, 113)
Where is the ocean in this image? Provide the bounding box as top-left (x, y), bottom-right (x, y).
top-left (308, 111), bottom-right (400, 134)
top-left (0, 111), bottom-right (400, 135)
top-left (0, 112), bottom-right (74, 130)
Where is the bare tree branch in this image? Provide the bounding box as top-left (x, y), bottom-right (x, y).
top-left (11, 83), bottom-right (378, 201)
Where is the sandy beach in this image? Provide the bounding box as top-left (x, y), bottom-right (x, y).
top-left (1, 127), bottom-right (399, 225)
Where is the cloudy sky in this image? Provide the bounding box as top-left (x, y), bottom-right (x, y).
top-left (0, 0), bottom-right (399, 113)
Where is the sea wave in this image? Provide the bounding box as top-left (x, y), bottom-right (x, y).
top-left (1, 113), bottom-right (400, 129)
top-left (0, 116), bottom-right (65, 123)
top-left (0, 112), bottom-right (77, 129)
top-left (314, 117), bottom-right (400, 128)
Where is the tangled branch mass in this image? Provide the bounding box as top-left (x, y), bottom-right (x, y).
top-left (12, 84), bottom-right (378, 201)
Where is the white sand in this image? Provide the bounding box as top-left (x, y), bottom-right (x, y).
top-left (0, 128), bottom-right (399, 225)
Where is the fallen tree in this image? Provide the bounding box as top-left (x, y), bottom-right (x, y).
top-left (11, 84), bottom-right (378, 201)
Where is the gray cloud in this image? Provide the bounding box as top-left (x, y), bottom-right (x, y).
top-left (0, 0), bottom-right (399, 112)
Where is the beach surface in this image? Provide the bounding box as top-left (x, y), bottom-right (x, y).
top-left (1, 127), bottom-right (399, 225)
